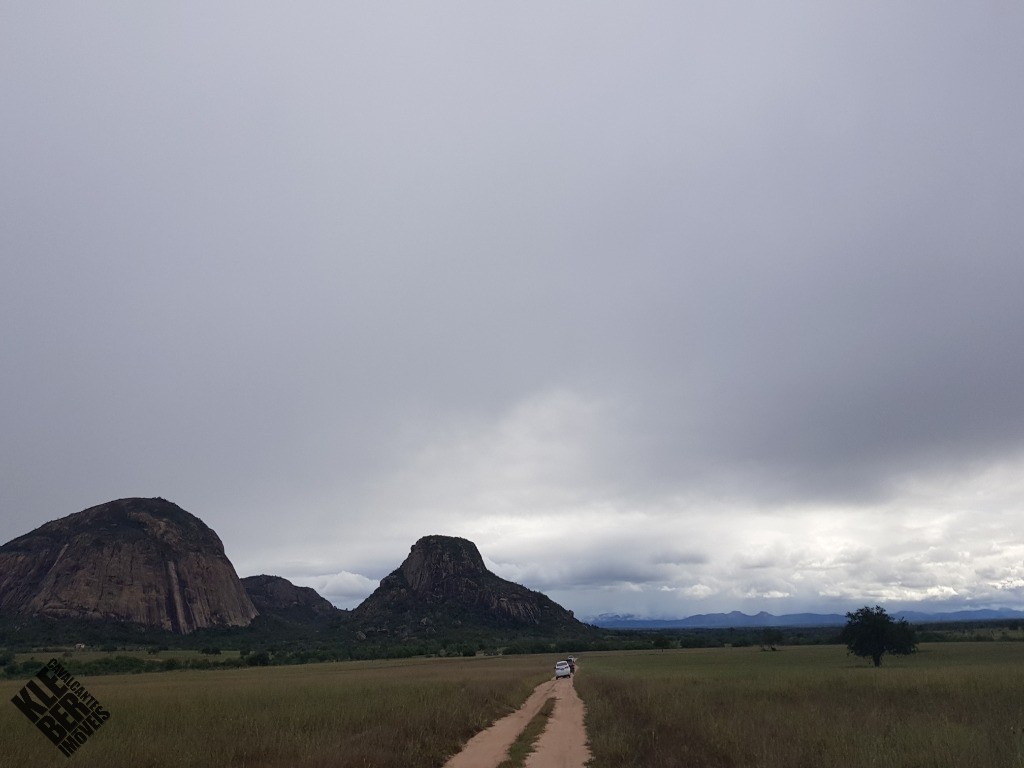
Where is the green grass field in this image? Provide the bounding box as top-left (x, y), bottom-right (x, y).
top-left (5, 643), bottom-right (1024, 767)
top-left (13, 648), bottom-right (243, 664)
top-left (575, 643), bottom-right (1024, 767)
top-left (1, 654), bottom-right (551, 768)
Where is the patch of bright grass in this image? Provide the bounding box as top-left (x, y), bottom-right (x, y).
top-left (497, 696), bottom-right (557, 768)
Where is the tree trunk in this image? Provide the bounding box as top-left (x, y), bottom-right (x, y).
top-left (872, 653), bottom-right (883, 667)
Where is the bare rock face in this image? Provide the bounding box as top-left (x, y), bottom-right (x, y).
top-left (350, 535), bottom-right (588, 637)
top-left (241, 574), bottom-right (344, 623)
top-left (0, 498), bottom-right (258, 634)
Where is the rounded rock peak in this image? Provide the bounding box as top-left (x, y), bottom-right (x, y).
top-left (400, 536), bottom-right (487, 591)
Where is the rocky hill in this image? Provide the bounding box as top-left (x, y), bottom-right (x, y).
top-left (0, 497), bottom-right (257, 634)
top-left (241, 574), bottom-right (344, 624)
top-left (350, 535), bottom-right (591, 639)
top-left (0, 500), bottom-right (593, 646)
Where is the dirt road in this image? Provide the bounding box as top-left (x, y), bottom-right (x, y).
top-left (443, 675), bottom-right (591, 768)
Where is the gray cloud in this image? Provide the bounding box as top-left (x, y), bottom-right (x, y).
top-left (3, 3), bottom-right (1024, 620)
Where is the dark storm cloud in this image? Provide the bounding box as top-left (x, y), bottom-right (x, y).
top-left (3, 2), bottom-right (1024, 618)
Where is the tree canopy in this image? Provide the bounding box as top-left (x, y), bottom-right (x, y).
top-left (839, 605), bottom-right (917, 666)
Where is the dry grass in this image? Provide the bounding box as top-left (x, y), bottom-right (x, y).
top-left (1, 655), bottom-right (551, 768)
top-left (575, 643), bottom-right (1024, 768)
top-left (10, 643), bottom-right (1022, 767)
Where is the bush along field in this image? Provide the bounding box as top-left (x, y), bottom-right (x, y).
top-left (575, 643), bottom-right (1024, 768)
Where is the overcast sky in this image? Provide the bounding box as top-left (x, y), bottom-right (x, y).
top-left (3, 3), bottom-right (1024, 620)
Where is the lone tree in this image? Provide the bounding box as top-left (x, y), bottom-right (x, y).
top-left (839, 605), bottom-right (917, 667)
top-left (760, 627), bottom-right (784, 651)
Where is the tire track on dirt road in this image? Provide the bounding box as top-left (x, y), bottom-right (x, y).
top-left (443, 675), bottom-right (591, 768)
top-left (523, 676), bottom-right (590, 768)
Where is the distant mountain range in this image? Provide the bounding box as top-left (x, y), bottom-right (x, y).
top-left (6, 498), bottom-right (1023, 641)
top-left (590, 608), bottom-right (1024, 629)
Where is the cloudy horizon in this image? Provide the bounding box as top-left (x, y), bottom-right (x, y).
top-left (3, 3), bottom-right (1024, 621)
